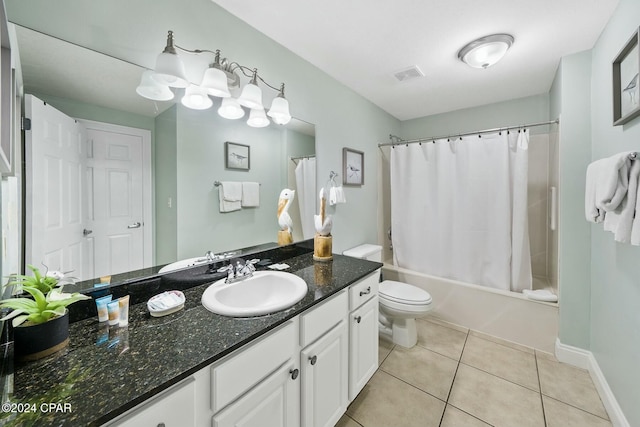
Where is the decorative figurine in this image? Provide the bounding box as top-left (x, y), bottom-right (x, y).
top-left (277, 188), bottom-right (295, 245)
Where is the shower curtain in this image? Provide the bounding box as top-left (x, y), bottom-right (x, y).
top-left (295, 157), bottom-right (316, 239)
top-left (390, 130), bottom-right (532, 292)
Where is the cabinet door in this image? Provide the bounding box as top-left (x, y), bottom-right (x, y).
top-left (349, 296), bottom-right (379, 401)
top-left (301, 320), bottom-right (348, 427)
top-left (213, 361), bottom-right (299, 427)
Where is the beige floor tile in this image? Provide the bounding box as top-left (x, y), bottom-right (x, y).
top-left (346, 370), bottom-right (445, 427)
top-left (469, 329), bottom-right (534, 354)
top-left (378, 336), bottom-right (394, 366)
top-left (449, 364), bottom-right (545, 427)
top-left (537, 357), bottom-right (608, 419)
top-left (461, 334), bottom-right (539, 391)
top-left (380, 345), bottom-right (458, 400)
top-left (440, 405), bottom-right (491, 427)
top-left (543, 395), bottom-right (613, 427)
top-left (335, 414), bottom-right (363, 427)
top-left (416, 318), bottom-right (468, 360)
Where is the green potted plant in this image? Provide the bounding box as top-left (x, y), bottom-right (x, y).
top-left (0, 265), bottom-right (90, 361)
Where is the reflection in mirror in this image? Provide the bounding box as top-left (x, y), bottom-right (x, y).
top-left (14, 25), bottom-right (316, 283)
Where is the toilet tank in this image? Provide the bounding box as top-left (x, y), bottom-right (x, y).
top-left (343, 244), bottom-right (382, 262)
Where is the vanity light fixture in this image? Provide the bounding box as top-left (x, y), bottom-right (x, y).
top-left (457, 34), bottom-right (514, 69)
top-left (136, 30), bottom-right (292, 126)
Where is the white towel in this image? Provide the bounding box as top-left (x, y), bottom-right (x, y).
top-left (329, 186), bottom-right (347, 206)
top-left (241, 182), bottom-right (260, 207)
top-left (219, 181), bottom-right (242, 212)
top-left (595, 152), bottom-right (632, 212)
top-left (605, 160), bottom-right (640, 243)
top-left (585, 159), bottom-right (607, 223)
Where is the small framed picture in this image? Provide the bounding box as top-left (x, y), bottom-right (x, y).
top-left (343, 147), bottom-right (364, 186)
top-left (612, 27), bottom-right (640, 126)
top-left (225, 142), bottom-right (250, 170)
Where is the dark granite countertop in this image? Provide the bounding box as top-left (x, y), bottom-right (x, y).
top-left (0, 247), bottom-right (382, 427)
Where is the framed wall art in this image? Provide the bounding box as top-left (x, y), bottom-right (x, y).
top-left (225, 141), bottom-right (250, 170)
top-left (613, 27), bottom-right (640, 126)
top-left (342, 147), bottom-right (364, 186)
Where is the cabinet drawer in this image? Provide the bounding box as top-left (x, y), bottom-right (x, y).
top-left (300, 291), bottom-right (347, 347)
top-left (212, 320), bottom-right (296, 413)
top-left (348, 270), bottom-right (379, 311)
top-left (112, 377), bottom-right (195, 427)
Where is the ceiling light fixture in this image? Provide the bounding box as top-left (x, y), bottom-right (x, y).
top-left (457, 34), bottom-right (514, 69)
top-left (136, 30), bottom-right (291, 126)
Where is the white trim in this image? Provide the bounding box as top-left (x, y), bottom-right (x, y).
top-left (555, 338), bottom-right (630, 427)
top-left (77, 119), bottom-right (154, 268)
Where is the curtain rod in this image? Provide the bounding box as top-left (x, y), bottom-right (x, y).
top-left (378, 119), bottom-right (560, 148)
top-left (290, 154), bottom-right (316, 163)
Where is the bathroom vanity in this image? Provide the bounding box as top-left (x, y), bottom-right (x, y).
top-left (0, 243), bottom-right (381, 427)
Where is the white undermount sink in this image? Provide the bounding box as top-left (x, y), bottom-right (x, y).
top-left (201, 271), bottom-right (308, 317)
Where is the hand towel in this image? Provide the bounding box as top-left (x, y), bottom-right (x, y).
top-left (605, 160), bottom-right (640, 243)
top-left (219, 181), bottom-right (242, 212)
top-left (595, 152), bottom-right (633, 212)
top-left (241, 182), bottom-right (260, 207)
top-left (220, 181), bottom-right (242, 201)
top-left (329, 186), bottom-right (347, 206)
top-left (585, 159), bottom-right (606, 223)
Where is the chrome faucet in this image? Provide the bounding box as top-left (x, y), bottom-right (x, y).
top-left (221, 258), bottom-right (257, 284)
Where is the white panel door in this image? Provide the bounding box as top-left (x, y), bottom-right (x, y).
top-left (301, 321), bottom-right (348, 427)
top-left (24, 95), bottom-right (92, 278)
top-left (213, 361), bottom-right (300, 427)
top-left (349, 296), bottom-right (379, 401)
top-left (85, 126), bottom-right (145, 278)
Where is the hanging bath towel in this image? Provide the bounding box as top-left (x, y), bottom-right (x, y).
top-left (219, 181), bottom-right (242, 212)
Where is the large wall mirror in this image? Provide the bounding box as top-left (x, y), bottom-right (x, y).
top-left (11, 24), bottom-right (317, 284)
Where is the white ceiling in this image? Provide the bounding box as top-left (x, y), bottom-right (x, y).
top-left (212, 0), bottom-right (619, 121)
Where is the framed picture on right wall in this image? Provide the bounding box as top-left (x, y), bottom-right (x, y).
top-left (612, 27), bottom-right (640, 126)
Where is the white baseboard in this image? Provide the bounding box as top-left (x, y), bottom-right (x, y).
top-left (555, 338), bottom-right (629, 427)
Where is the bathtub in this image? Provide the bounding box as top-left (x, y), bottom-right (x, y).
top-left (381, 263), bottom-right (558, 353)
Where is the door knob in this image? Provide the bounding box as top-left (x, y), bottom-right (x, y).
top-left (127, 222), bottom-right (142, 229)
top-left (83, 229), bottom-right (93, 236)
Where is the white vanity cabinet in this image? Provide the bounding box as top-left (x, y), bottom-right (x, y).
top-left (106, 270), bottom-right (380, 427)
top-left (348, 272), bottom-right (379, 401)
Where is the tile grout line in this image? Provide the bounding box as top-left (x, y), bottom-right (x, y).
top-left (534, 351), bottom-right (549, 427)
top-left (456, 360), bottom-right (541, 394)
top-left (437, 329), bottom-right (470, 427)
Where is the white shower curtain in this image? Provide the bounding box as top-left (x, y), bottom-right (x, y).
top-left (295, 157), bottom-right (316, 239)
top-left (390, 130), bottom-right (532, 292)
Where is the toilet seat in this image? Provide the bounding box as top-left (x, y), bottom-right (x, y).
top-left (379, 280), bottom-right (432, 305)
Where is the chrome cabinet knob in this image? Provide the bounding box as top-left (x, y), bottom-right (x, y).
top-left (309, 355), bottom-right (317, 365)
top-left (355, 315), bottom-right (362, 323)
top-left (359, 286), bottom-right (371, 296)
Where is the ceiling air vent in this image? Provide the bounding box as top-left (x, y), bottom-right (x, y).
top-left (392, 65), bottom-right (424, 82)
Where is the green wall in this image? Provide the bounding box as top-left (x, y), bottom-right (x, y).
top-left (587, 0), bottom-right (640, 423)
top-left (553, 51), bottom-right (594, 350)
top-left (400, 93), bottom-right (550, 139)
top-left (154, 106), bottom-right (178, 264)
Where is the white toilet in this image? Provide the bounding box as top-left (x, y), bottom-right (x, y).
top-left (343, 244), bottom-right (432, 348)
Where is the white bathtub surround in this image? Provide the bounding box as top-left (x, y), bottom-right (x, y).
top-left (382, 264), bottom-right (558, 352)
top-left (390, 130), bottom-right (532, 292)
top-left (555, 339), bottom-right (630, 427)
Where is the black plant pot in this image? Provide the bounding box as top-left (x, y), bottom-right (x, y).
top-left (13, 311), bottom-right (69, 362)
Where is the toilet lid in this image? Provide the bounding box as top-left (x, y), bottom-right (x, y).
top-left (379, 280), bottom-right (432, 305)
